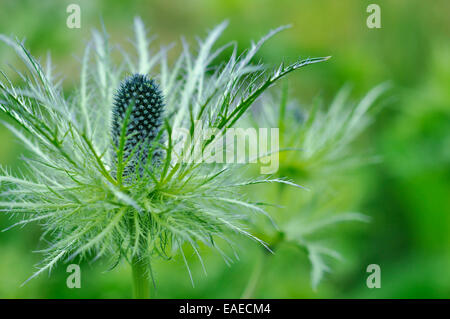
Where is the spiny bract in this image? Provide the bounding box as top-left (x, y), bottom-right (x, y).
top-left (111, 74), bottom-right (164, 174)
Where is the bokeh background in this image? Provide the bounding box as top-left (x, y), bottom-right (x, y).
top-left (0, 0), bottom-right (449, 298)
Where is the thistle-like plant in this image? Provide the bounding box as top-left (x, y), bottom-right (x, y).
top-left (241, 84), bottom-right (388, 293)
top-left (0, 18), bottom-right (329, 297)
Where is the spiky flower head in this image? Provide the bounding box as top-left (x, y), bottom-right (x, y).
top-left (111, 74), bottom-right (164, 175)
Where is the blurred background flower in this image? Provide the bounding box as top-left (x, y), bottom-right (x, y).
top-left (0, 0), bottom-right (449, 298)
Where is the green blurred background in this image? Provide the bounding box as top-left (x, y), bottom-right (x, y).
top-left (0, 0), bottom-right (449, 298)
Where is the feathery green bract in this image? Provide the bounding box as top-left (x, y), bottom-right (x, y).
top-left (0, 18), bottom-right (328, 284)
top-left (248, 84), bottom-right (388, 290)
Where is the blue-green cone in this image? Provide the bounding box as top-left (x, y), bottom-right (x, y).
top-left (111, 74), bottom-right (164, 176)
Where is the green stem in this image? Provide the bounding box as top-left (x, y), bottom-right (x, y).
top-left (241, 251), bottom-right (265, 299)
top-left (241, 231), bottom-right (285, 298)
top-left (131, 257), bottom-right (151, 299)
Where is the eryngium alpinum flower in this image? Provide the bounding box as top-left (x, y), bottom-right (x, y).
top-left (0, 18), bottom-right (328, 287)
top-left (111, 74), bottom-right (164, 176)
